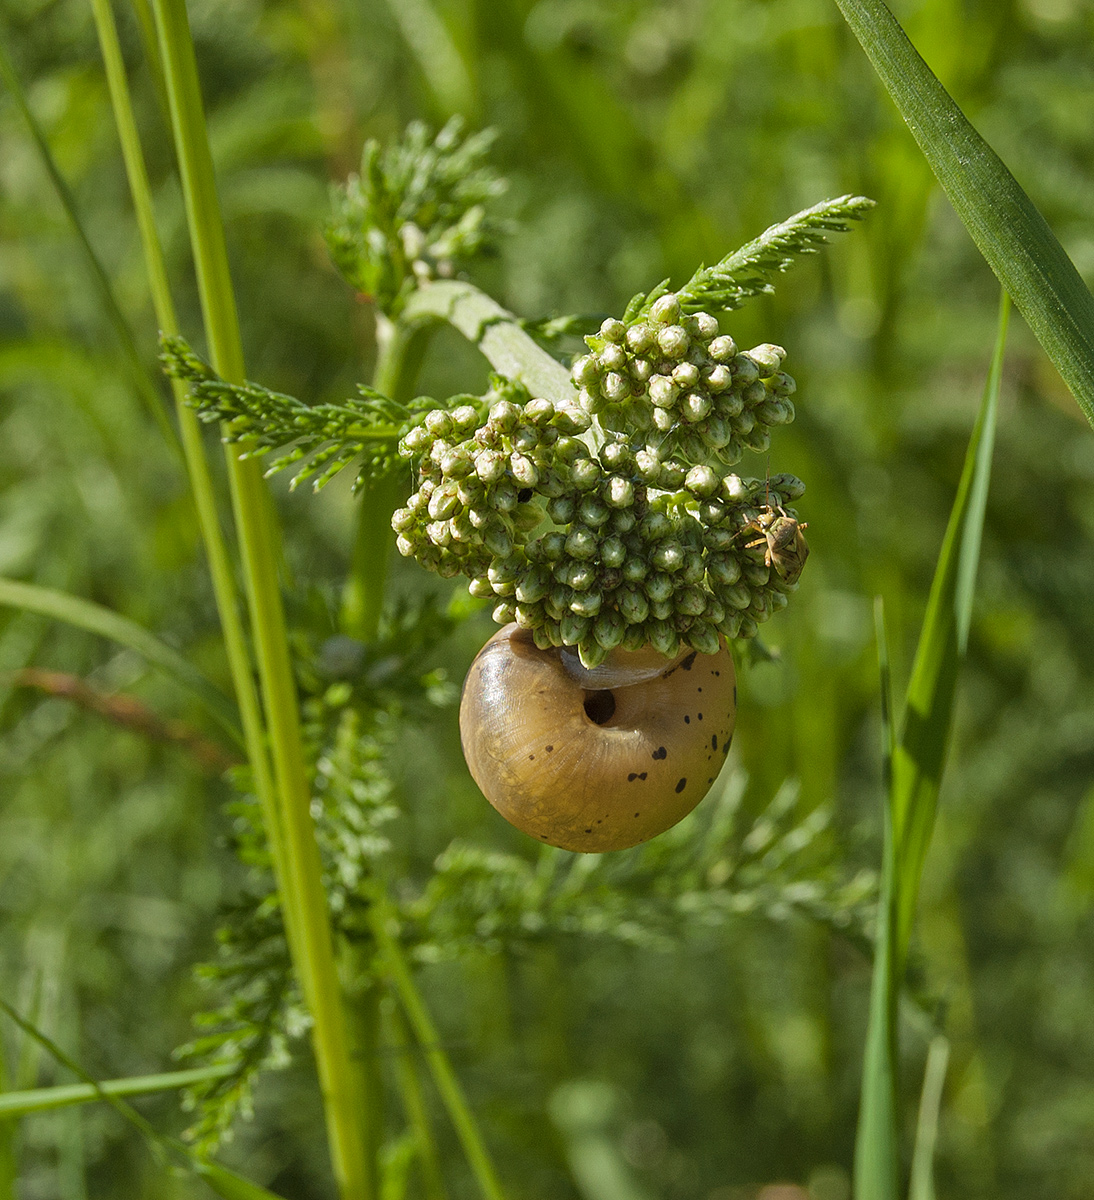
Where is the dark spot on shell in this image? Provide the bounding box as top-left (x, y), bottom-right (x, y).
top-left (584, 828), bottom-right (592, 834)
top-left (711, 735), bottom-right (718, 750)
top-left (679, 652), bottom-right (696, 671)
top-left (684, 715), bottom-right (690, 724)
top-left (546, 745), bottom-right (554, 752)
top-left (714, 670), bottom-right (720, 676)
top-left (597, 819), bottom-right (602, 824)
top-left (707, 777), bottom-right (714, 784)
top-left (528, 753), bottom-right (535, 760)
top-left (540, 834), bottom-right (549, 839)
top-left (675, 777), bottom-right (687, 793)
top-left (722, 735), bottom-right (733, 756)
top-left (733, 685), bottom-right (737, 704)
top-left (697, 712), bottom-right (703, 721)
top-left (634, 812), bottom-right (640, 818)
top-left (653, 746), bottom-right (667, 760)
top-left (640, 772), bottom-right (647, 780)
top-left (628, 772), bottom-right (638, 782)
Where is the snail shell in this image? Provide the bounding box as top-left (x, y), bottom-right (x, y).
top-left (459, 624), bottom-right (737, 852)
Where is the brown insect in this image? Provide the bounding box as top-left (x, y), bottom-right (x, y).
top-left (739, 505), bottom-right (809, 584)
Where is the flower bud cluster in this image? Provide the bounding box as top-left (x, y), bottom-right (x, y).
top-left (571, 293), bottom-right (795, 466)
top-left (393, 367), bottom-right (806, 668)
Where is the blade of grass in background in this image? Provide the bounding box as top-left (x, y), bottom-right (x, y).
top-left (147, 0), bottom-right (370, 1194)
top-left (834, 0), bottom-right (1094, 429)
top-left (0, 996), bottom-right (286, 1199)
top-left (908, 1035), bottom-right (950, 1200)
top-left (0, 1065), bottom-right (233, 1118)
top-left (0, 30), bottom-right (179, 453)
top-left (0, 577), bottom-right (241, 743)
top-left (854, 293), bottom-right (1008, 1199)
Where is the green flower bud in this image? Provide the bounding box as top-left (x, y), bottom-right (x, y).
top-left (622, 555), bottom-right (648, 583)
top-left (560, 612), bottom-right (590, 646)
top-left (742, 428), bottom-right (771, 455)
top-left (451, 404), bottom-right (481, 434)
top-left (600, 441), bottom-right (635, 472)
top-left (510, 453), bottom-right (539, 487)
top-left (772, 371), bottom-right (796, 397)
top-left (533, 623), bottom-right (557, 651)
top-left (706, 598), bottom-right (726, 625)
top-left (602, 371), bottom-right (630, 402)
top-left (604, 476), bottom-right (634, 509)
top-left (652, 540), bottom-right (685, 572)
top-left (554, 405), bottom-right (591, 433)
top-left (704, 364), bottom-right (733, 393)
top-left (737, 615), bottom-right (758, 639)
top-left (468, 575), bottom-right (494, 598)
top-left (611, 509), bottom-right (638, 535)
top-left (694, 312), bottom-right (719, 340)
top-left (741, 380), bottom-right (767, 408)
top-left (640, 511), bottom-right (672, 541)
top-left (449, 512), bottom-right (476, 541)
top-left (425, 410), bottom-right (453, 438)
top-left (474, 449), bottom-right (506, 483)
top-left (484, 525), bottom-right (513, 557)
top-left (494, 483), bottom-right (519, 512)
top-left (708, 335), bottom-right (737, 362)
top-left (547, 495), bottom-right (575, 524)
top-left (427, 483), bottom-right (459, 520)
top-left (601, 535), bottom-right (626, 567)
top-left (440, 447), bottom-right (474, 478)
top-left (650, 599), bottom-right (673, 620)
top-left (489, 400), bottom-right (521, 432)
top-left (512, 503), bottom-right (542, 531)
top-left (681, 392), bottom-right (712, 423)
top-left (391, 507), bottom-right (415, 531)
top-left (526, 399), bottom-right (556, 427)
top-left (645, 572), bottom-right (674, 603)
top-left (569, 563), bottom-right (597, 591)
top-left (649, 294), bottom-right (681, 325)
top-left (771, 589), bottom-right (789, 611)
top-left (657, 461), bottom-right (686, 489)
top-left (717, 612), bottom-right (742, 639)
top-left (395, 534), bottom-right (416, 557)
top-left (468, 507), bottom-right (490, 529)
top-left (722, 582), bottom-right (752, 610)
top-left (565, 526), bottom-right (599, 560)
top-left (488, 559), bottom-right (520, 595)
top-left (676, 586), bottom-right (707, 617)
top-left (703, 524), bottom-right (733, 550)
top-left (538, 530), bottom-right (567, 560)
top-left (707, 554), bottom-right (742, 586)
top-left (570, 459), bottom-right (601, 491)
top-left (600, 317), bottom-right (627, 343)
top-left (545, 587), bottom-right (570, 619)
top-left (700, 415), bottom-right (732, 449)
top-left (734, 409), bottom-right (755, 436)
top-left (629, 358), bottom-right (653, 384)
top-left (493, 601), bottom-right (516, 624)
top-left (749, 344), bottom-right (785, 377)
top-left (555, 436), bottom-right (586, 463)
top-left (649, 375), bottom-right (677, 408)
top-left (400, 424), bottom-right (433, 455)
top-left (600, 343), bottom-right (627, 372)
top-left (512, 425), bottom-right (539, 453)
top-left (618, 586), bottom-right (649, 624)
top-left (577, 638), bottom-right (609, 669)
top-left (657, 325), bottom-right (690, 358)
top-left (672, 362), bottom-right (700, 389)
top-left (427, 520), bottom-right (452, 547)
top-left (651, 407), bottom-right (674, 432)
top-left (772, 473), bottom-right (806, 500)
top-left (625, 322), bottom-right (655, 353)
top-left (743, 560), bottom-right (769, 586)
top-left (515, 602), bottom-right (545, 629)
top-left (635, 449), bottom-right (661, 482)
top-left (732, 354), bottom-right (760, 385)
top-left (648, 620), bottom-right (680, 658)
top-left (722, 474), bottom-right (747, 502)
top-left (681, 552), bottom-right (705, 585)
top-left (688, 622), bottom-right (720, 655)
top-left (578, 495), bottom-right (610, 527)
top-left (572, 355), bottom-right (601, 386)
top-left (593, 609), bottom-right (626, 650)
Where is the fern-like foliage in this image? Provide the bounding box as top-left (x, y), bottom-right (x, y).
top-left (326, 117), bottom-right (507, 314)
top-left (403, 774), bottom-right (876, 960)
top-left (625, 195), bottom-right (875, 321)
top-left (160, 334), bottom-right (432, 491)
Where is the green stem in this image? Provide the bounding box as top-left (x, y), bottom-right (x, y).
top-left (368, 894), bottom-right (506, 1200)
top-left (401, 281), bottom-right (574, 404)
top-left (385, 998), bottom-right (447, 1200)
top-left (341, 315), bottom-right (431, 642)
top-left (148, 2), bottom-right (370, 1195)
top-left (88, 0), bottom-right (297, 963)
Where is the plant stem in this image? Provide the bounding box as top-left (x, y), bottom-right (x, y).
top-left (341, 315), bottom-right (431, 642)
top-left (368, 893), bottom-right (506, 1200)
top-left (385, 998), bottom-right (447, 1200)
top-left (401, 281), bottom-right (574, 404)
top-left (148, 1), bottom-right (370, 1194)
top-left (0, 1064), bottom-right (235, 1118)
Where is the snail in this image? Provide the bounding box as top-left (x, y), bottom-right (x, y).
top-left (459, 624), bottom-right (737, 852)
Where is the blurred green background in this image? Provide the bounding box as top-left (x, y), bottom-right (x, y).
top-left (2, 0), bottom-right (1094, 1197)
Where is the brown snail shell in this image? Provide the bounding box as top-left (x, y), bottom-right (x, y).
top-left (459, 624), bottom-right (737, 852)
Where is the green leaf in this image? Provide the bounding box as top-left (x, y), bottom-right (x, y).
top-left (0, 577), bottom-right (241, 746)
top-left (834, 0), bottom-right (1094, 428)
top-left (908, 1036), bottom-right (951, 1200)
top-left (891, 291), bottom-right (1009, 958)
top-left (0, 1066), bottom-right (234, 1118)
top-left (194, 1160), bottom-right (289, 1200)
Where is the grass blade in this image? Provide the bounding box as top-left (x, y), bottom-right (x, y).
top-left (833, 0), bottom-right (1094, 428)
top-left (0, 577), bottom-right (241, 745)
top-left (0, 1065), bottom-right (233, 1118)
top-left (854, 600), bottom-right (900, 1200)
top-left (908, 1035), bottom-right (950, 1200)
top-left (891, 291), bottom-right (1009, 958)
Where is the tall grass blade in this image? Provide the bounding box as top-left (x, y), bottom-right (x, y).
top-left (833, 0), bottom-right (1094, 428)
top-left (0, 577), bottom-right (240, 743)
top-left (148, 1), bottom-right (371, 1192)
top-left (891, 291), bottom-right (1009, 958)
top-left (908, 1035), bottom-right (950, 1200)
top-left (854, 600), bottom-right (900, 1200)
top-left (381, 0), bottom-right (475, 117)
top-left (0, 1065), bottom-right (234, 1118)
top-left (0, 29), bottom-right (179, 452)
